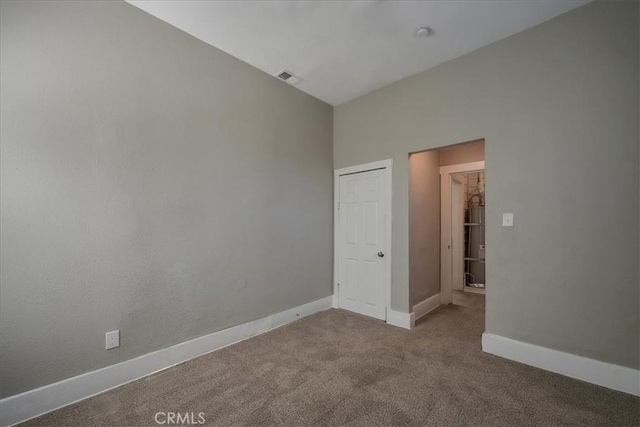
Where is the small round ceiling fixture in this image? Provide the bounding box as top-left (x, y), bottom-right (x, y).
top-left (415, 26), bottom-right (431, 38)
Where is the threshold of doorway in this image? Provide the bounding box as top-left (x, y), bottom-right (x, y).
top-left (463, 286), bottom-right (485, 295)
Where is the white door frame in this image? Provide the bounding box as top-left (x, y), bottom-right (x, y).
top-left (451, 177), bottom-right (465, 292)
top-left (440, 161), bottom-right (485, 305)
top-left (333, 159), bottom-right (393, 320)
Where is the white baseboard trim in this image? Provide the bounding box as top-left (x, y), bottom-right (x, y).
top-left (412, 293), bottom-right (441, 325)
top-left (0, 296), bottom-right (334, 427)
top-left (482, 333), bottom-right (640, 397)
top-left (386, 309), bottom-right (414, 330)
top-left (332, 295), bottom-right (339, 309)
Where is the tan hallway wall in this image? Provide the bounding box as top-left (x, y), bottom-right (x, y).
top-left (409, 151), bottom-right (440, 307)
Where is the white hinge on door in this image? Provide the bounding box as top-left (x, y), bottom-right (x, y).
top-left (338, 201), bottom-right (340, 211)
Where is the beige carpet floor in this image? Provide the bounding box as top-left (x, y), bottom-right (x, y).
top-left (22, 292), bottom-right (640, 426)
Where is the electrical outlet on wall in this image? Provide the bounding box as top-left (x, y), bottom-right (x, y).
top-left (105, 330), bottom-right (120, 350)
top-left (502, 213), bottom-right (514, 228)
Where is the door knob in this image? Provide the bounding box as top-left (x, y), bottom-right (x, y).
top-left (378, 252), bottom-right (384, 258)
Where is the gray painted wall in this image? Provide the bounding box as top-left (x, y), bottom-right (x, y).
top-left (408, 151), bottom-right (440, 307)
top-left (335, 1), bottom-right (639, 369)
top-left (0, 1), bottom-right (333, 398)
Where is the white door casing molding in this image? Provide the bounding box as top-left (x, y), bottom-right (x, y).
top-left (334, 159), bottom-right (393, 322)
top-left (451, 178), bottom-right (465, 292)
top-left (440, 161), bottom-right (485, 304)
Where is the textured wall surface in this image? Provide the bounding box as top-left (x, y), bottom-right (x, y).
top-left (1, 1), bottom-right (333, 398)
top-left (335, 1), bottom-right (639, 368)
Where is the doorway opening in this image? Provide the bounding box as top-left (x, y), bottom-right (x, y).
top-left (408, 140), bottom-right (485, 323)
top-left (448, 169), bottom-right (486, 295)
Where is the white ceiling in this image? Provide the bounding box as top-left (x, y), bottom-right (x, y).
top-left (127, 0), bottom-right (589, 106)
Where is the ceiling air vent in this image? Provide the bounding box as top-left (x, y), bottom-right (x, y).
top-left (275, 69), bottom-right (303, 86)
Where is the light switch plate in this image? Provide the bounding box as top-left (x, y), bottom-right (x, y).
top-left (502, 213), bottom-right (514, 227)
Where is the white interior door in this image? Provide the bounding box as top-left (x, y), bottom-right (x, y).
top-left (338, 169), bottom-right (388, 320)
top-left (452, 179), bottom-right (465, 291)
